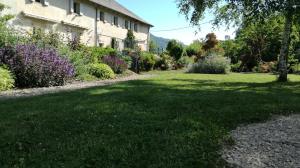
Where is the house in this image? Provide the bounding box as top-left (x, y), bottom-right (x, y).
top-left (0, 0), bottom-right (153, 51)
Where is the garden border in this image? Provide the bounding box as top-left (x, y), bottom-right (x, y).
top-left (0, 74), bottom-right (153, 99)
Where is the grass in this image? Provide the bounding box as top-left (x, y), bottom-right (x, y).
top-left (0, 71), bottom-right (300, 167)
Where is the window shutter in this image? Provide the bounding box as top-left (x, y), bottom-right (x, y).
top-left (69, 0), bottom-right (74, 13)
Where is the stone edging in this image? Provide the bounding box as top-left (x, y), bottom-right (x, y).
top-left (0, 74), bottom-right (153, 99)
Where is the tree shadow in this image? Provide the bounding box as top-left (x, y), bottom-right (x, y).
top-left (0, 77), bottom-right (300, 167)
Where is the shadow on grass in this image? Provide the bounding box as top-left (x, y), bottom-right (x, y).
top-left (0, 77), bottom-right (300, 168)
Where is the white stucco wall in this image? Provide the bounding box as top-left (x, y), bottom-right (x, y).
top-left (0, 0), bottom-right (151, 50)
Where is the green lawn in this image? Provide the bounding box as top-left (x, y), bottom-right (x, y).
top-left (0, 71), bottom-right (300, 168)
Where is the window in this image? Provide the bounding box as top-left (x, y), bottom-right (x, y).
top-left (73, 2), bottom-right (81, 15)
top-left (125, 20), bottom-right (129, 29)
top-left (130, 21), bottom-right (133, 30)
top-left (99, 42), bottom-right (104, 47)
top-left (134, 23), bottom-right (138, 32)
top-left (99, 11), bottom-right (105, 21)
top-left (113, 16), bottom-right (118, 26)
top-left (111, 38), bottom-right (119, 49)
top-left (33, 0), bottom-right (49, 6)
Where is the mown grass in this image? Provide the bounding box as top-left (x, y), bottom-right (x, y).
top-left (0, 71), bottom-right (300, 167)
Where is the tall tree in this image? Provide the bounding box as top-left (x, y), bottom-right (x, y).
top-left (166, 39), bottom-right (184, 60)
top-left (202, 33), bottom-right (219, 51)
top-left (177, 0), bottom-right (300, 81)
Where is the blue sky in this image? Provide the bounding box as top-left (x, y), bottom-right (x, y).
top-left (116, 0), bottom-right (236, 45)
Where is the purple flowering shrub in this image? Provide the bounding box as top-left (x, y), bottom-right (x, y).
top-left (0, 45), bottom-right (74, 87)
top-left (102, 55), bottom-right (128, 74)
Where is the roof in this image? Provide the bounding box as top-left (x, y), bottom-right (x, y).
top-left (89, 0), bottom-right (153, 27)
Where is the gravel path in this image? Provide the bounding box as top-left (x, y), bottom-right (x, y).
top-left (0, 74), bottom-right (153, 99)
top-left (222, 115), bottom-right (300, 168)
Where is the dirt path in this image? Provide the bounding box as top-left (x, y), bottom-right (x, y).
top-left (222, 115), bottom-right (300, 168)
top-left (0, 74), bottom-right (153, 99)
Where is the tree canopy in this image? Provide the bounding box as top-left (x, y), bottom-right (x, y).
top-left (177, 0), bottom-right (300, 81)
top-left (166, 40), bottom-right (184, 61)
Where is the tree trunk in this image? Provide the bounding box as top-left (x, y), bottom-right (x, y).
top-left (278, 10), bottom-right (293, 82)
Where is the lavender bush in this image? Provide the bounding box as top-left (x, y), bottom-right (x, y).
top-left (0, 45), bottom-right (74, 87)
top-left (102, 55), bottom-right (128, 74)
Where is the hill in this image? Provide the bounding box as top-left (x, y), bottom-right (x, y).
top-left (150, 34), bottom-right (170, 50)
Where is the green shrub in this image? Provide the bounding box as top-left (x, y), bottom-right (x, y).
top-left (290, 64), bottom-right (300, 73)
top-left (0, 23), bottom-right (23, 48)
top-left (166, 40), bottom-right (184, 60)
top-left (27, 29), bottom-right (62, 49)
top-left (84, 47), bottom-right (116, 63)
top-left (155, 53), bottom-right (175, 70)
top-left (140, 52), bottom-right (155, 71)
top-left (177, 56), bottom-right (194, 69)
top-left (119, 54), bottom-right (132, 68)
top-left (231, 61), bottom-right (242, 72)
top-left (58, 45), bottom-right (90, 78)
top-left (77, 74), bottom-right (98, 81)
top-left (88, 63), bottom-right (115, 79)
top-left (188, 56), bottom-right (231, 74)
top-left (0, 67), bottom-right (14, 91)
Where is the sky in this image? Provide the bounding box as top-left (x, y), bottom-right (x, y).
top-left (116, 0), bottom-right (237, 45)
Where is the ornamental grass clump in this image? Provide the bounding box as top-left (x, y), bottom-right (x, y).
top-left (0, 45), bottom-right (75, 87)
top-left (188, 55), bottom-right (230, 74)
top-left (102, 55), bottom-right (128, 74)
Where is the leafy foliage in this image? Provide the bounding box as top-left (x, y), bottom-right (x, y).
top-left (155, 52), bottom-right (175, 70)
top-left (58, 45), bottom-right (90, 78)
top-left (177, 56), bottom-right (194, 68)
top-left (177, 0), bottom-right (300, 81)
top-left (185, 40), bottom-right (203, 57)
top-left (0, 4), bottom-right (22, 48)
top-left (188, 55), bottom-right (231, 74)
top-left (68, 35), bottom-right (83, 51)
top-left (220, 16), bottom-right (299, 72)
top-left (0, 45), bottom-right (74, 87)
top-left (140, 52), bottom-right (156, 71)
top-left (166, 40), bottom-right (184, 60)
top-left (28, 28), bottom-right (62, 49)
top-left (84, 46), bottom-right (116, 63)
top-left (0, 66), bottom-right (14, 91)
top-left (203, 33), bottom-right (219, 51)
top-left (149, 40), bottom-right (158, 54)
top-left (124, 30), bottom-right (136, 49)
top-left (102, 55), bottom-right (128, 74)
top-left (88, 63), bottom-right (115, 79)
